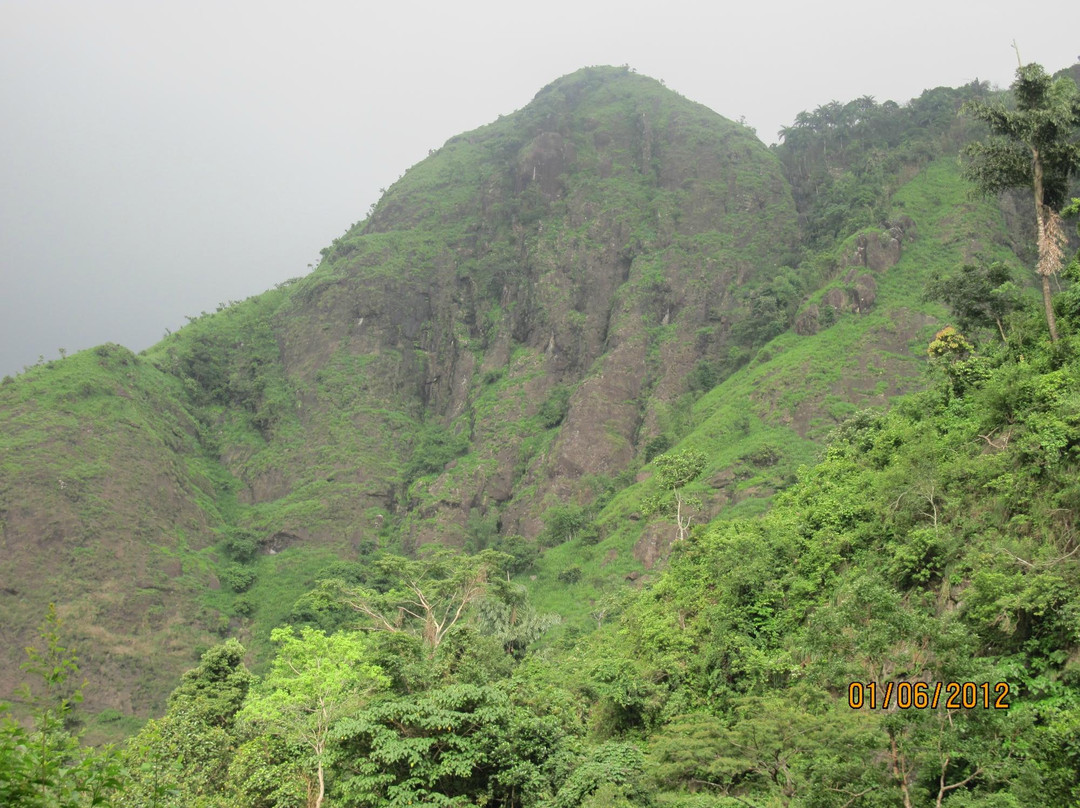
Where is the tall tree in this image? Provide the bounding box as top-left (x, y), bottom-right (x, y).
top-left (642, 448), bottom-right (707, 541)
top-left (962, 61), bottom-right (1080, 341)
top-left (238, 627), bottom-right (387, 808)
top-left (122, 639), bottom-right (254, 807)
top-left (323, 548), bottom-right (510, 651)
top-left (922, 261), bottom-right (1023, 342)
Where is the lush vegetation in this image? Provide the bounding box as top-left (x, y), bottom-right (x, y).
top-left (7, 268), bottom-right (1080, 804)
top-left (3, 60), bottom-right (1080, 806)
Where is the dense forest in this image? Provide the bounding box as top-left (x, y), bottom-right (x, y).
top-left (2, 61), bottom-right (1080, 807)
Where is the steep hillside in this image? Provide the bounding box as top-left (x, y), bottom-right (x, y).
top-left (0, 64), bottom-right (1045, 723)
top-left (0, 344), bottom-right (227, 714)
top-left (1, 66), bottom-right (800, 715)
top-left (526, 156), bottom-right (1016, 621)
top-left (224, 65), bottom-right (799, 548)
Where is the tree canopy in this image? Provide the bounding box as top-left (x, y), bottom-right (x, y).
top-left (321, 547), bottom-right (511, 650)
top-left (963, 62), bottom-right (1080, 340)
top-left (239, 627), bottom-right (388, 808)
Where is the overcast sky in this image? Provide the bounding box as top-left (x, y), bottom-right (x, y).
top-left (2, 0), bottom-right (1077, 378)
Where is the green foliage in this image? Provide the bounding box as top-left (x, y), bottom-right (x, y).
top-left (538, 385), bottom-right (572, 429)
top-left (740, 443), bottom-right (781, 467)
top-left (405, 420), bottom-right (469, 480)
top-left (0, 606), bottom-right (123, 807)
top-left (541, 505), bottom-right (588, 545)
top-left (557, 566), bottom-right (583, 584)
top-left (492, 534), bottom-right (540, 574)
top-left (239, 626), bottom-right (388, 808)
top-left (221, 528), bottom-right (260, 563)
top-left (963, 63), bottom-right (1080, 211)
top-left (650, 449), bottom-right (707, 491)
top-left (225, 733), bottom-right (307, 808)
top-left (241, 627), bottom-right (387, 734)
top-left (963, 62), bottom-right (1080, 340)
top-left (474, 586), bottom-right (562, 659)
top-left (777, 81), bottom-right (990, 248)
top-left (728, 271), bottom-right (805, 349)
top-left (166, 639), bottom-right (253, 728)
top-left (642, 433), bottom-right (672, 461)
top-left (123, 640), bottom-right (253, 806)
top-left (685, 360), bottom-right (719, 393)
top-left (641, 449), bottom-right (706, 541)
top-left (923, 261), bottom-right (1024, 341)
top-left (221, 564), bottom-right (257, 593)
top-left (320, 547), bottom-right (511, 649)
top-left (551, 742), bottom-right (647, 808)
top-left (123, 707), bottom-right (234, 807)
top-left (334, 683), bottom-right (565, 807)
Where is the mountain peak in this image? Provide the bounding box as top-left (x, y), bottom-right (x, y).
top-left (361, 64), bottom-right (760, 238)
top-left (0, 64), bottom-right (799, 715)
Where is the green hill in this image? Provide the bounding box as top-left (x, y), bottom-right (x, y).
top-left (1, 61), bottom-right (1075, 771)
top-left (2, 65), bottom-right (800, 716)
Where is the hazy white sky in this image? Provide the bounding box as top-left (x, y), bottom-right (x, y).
top-left (2, 0), bottom-right (1077, 377)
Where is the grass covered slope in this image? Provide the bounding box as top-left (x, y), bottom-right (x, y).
top-left (525, 155), bottom-right (1020, 621)
top-left (0, 66), bottom-right (800, 716)
top-left (76, 287), bottom-right (1080, 807)
top-left (0, 345), bottom-right (227, 715)
top-left (0, 64), bottom-right (1056, 728)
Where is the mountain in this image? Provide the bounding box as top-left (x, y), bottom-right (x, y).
top-left (0, 65), bottom-right (1033, 721)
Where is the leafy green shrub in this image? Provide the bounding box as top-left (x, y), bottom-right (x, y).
top-left (493, 534), bottom-right (539, 574)
top-left (96, 708), bottom-right (123, 724)
top-left (579, 523), bottom-right (601, 546)
top-left (538, 385), bottom-right (572, 428)
top-left (233, 596), bottom-right (256, 618)
top-left (686, 360), bottom-right (719, 392)
top-left (923, 261), bottom-right (1022, 342)
top-left (742, 444), bottom-right (782, 467)
top-left (222, 528), bottom-right (259, 563)
top-left (644, 434), bottom-right (672, 461)
top-left (553, 742), bottom-right (647, 808)
top-left (888, 528), bottom-right (945, 586)
top-left (221, 565), bottom-right (256, 593)
top-left (0, 607), bottom-right (124, 804)
top-left (334, 683), bottom-right (558, 807)
top-left (542, 505), bottom-right (588, 545)
top-left (557, 566), bottom-right (583, 584)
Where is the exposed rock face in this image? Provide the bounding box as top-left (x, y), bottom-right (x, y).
top-left (853, 274), bottom-right (877, 312)
top-left (0, 66), bottom-right (801, 715)
top-left (841, 217), bottom-right (914, 273)
top-left (516, 132), bottom-right (574, 198)
top-left (256, 66), bottom-right (799, 546)
top-left (823, 287), bottom-right (849, 311)
top-left (794, 304), bottom-right (820, 336)
top-left (796, 219), bottom-right (914, 333)
top-left (633, 522), bottom-right (671, 570)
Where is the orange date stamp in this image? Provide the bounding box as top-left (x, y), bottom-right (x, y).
top-left (847, 681), bottom-right (1010, 710)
